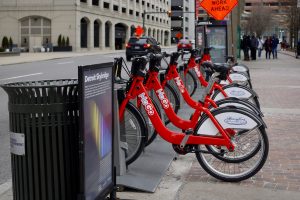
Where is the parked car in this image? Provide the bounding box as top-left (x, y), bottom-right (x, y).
top-left (177, 39), bottom-right (192, 52)
top-left (125, 36), bottom-right (161, 61)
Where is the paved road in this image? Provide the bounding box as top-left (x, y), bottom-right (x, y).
top-left (0, 47), bottom-right (176, 185)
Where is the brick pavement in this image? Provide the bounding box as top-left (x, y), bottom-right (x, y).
top-left (186, 53), bottom-right (300, 192)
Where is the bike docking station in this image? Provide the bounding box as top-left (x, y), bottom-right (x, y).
top-left (115, 77), bottom-right (176, 193)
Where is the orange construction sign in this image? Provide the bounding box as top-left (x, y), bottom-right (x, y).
top-left (200, 0), bottom-right (238, 21)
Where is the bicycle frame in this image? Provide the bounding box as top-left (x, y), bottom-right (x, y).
top-left (161, 62), bottom-right (218, 110)
top-left (118, 75), bottom-right (235, 150)
top-left (184, 56), bottom-right (229, 98)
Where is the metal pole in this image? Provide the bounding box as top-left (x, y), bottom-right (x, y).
top-left (143, 10), bottom-right (146, 31)
top-left (195, 0), bottom-right (197, 48)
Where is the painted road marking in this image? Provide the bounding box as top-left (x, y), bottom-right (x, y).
top-left (57, 61), bottom-right (74, 65)
top-left (0, 73), bottom-right (43, 81)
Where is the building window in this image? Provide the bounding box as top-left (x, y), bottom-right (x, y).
top-left (136, 12), bottom-right (140, 17)
top-left (122, 7), bottom-right (126, 13)
top-left (113, 5), bottom-right (119, 11)
top-left (142, 1), bottom-right (145, 5)
top-left (80, 0), bottom-right (87, 3)
top-left (92, 0), bottom-right (99, 6)
top-left (129, 10), bottom-right (133, 15)
top-left (103, 2), bottom-right (110, 9)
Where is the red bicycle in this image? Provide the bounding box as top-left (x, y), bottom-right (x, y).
top-left (183, 50), bottom-right (260, 109)
top-left (118, 56), bottom-right (269, 182)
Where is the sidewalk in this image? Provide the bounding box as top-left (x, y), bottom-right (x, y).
top-left (1, 52), bottom-right (300, 200)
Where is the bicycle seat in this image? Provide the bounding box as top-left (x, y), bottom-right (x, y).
top-left (201, 61), bottom-right (229, 80)
top-left (170, 52), bottom-right (180, 65)
top-left (131, 56), bottom-right (148, 77)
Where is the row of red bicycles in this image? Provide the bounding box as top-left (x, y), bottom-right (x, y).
top-left (114, 48), bottom-right (268, 182)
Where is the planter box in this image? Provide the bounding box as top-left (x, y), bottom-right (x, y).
top-left (0, 52), bottom-right (20, 57)
top-left (53, 46), bottom-right (72, 52)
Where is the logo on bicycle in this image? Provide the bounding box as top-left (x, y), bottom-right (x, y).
top-left (138, 93), bottom-right (155, 116)
top-left (156, 89), bottom-right (170, 109)
top-left (229, 90), bottom-right (246, 96)
top-left (194, 66), bottom-right (201, 77)
top-left (224, 117), bottom-right (247, 125)
top-left (174, 77), bottom-right (185, 93)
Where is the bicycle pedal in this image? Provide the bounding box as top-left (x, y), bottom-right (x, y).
top-left (180, 129), bottom-right (193, 148)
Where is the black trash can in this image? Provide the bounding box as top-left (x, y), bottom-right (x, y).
top-left (1, 79), bottom-right (80, 200)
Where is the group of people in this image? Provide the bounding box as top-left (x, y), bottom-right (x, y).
top-left (241, 35), bottom-right (279, 61)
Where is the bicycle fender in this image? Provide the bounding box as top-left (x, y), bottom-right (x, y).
top-left (213, 84), bottom-right (258, 102)
top-left (196, 107), bottom-right (266, 136)
top-left (212, 98), bottom-right (263, 117)
top-left (232, 65), bottom-right (249, 72)
top-left (229, 72), bottom-right (249, 82)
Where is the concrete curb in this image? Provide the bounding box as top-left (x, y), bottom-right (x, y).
top-left (0, 180), bottom-right (12, 197)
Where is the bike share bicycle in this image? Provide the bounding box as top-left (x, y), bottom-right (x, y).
top-left (117, 55), bottom-right (269, 182)
top-left (114, 57), bottom-right (180, 165)
top-left (182, 49), bottom-right (261, 109)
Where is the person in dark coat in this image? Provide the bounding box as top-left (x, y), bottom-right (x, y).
top-left (264, 36), bottom-right (272, 59)
top-left (250, 35), bottom-right (259, 60)
top-left (271, 35), bottom-right (279, 59)
top-left (241, 35), bottom-right (250, 61)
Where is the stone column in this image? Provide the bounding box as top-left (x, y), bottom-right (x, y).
top-left (75, 12), bottom-right (81, 51)
top-left (161, 30), bottom-right (165, 46)
top-left (100, 22), bottom-right (105, 50)
top-left (110, 23), bottom-right (115, 50)
top-left (99, 0), bottom-right (103, 9)
top-left (87, 0), bottom-right (92, 7)
top-left (88, 21), bottom-right (94, 50)
top-left (76, 0), bottom-right (81, 6)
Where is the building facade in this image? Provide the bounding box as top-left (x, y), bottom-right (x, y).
top-left (170, 0), bottom-right (195, 44)
top-left (0, 0), bottom-right (171, 52)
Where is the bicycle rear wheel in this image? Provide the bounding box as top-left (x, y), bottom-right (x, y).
top-left (119, 102), bottom-right (148, 165)
top-left (184, 70), bottom-right (198, 97)
top-left (194, 108), bottom-right (268, 182)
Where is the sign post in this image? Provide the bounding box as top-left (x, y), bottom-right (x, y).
top-left (78, 63), bottom-right (115, 200)
top-left (200, 0), bottom-right (238, 21)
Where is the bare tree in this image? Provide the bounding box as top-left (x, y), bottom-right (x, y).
top-left (244, 5), bottom-right (272, 36)
top-left (287, 0), bottom-right (300, 48)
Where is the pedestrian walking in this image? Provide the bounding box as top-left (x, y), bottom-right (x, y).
top-left (257, 36), bottom-right (264, 58)
top-left (264, 36), bottom-right (272, 59)
top-left (250, 35), bottom-right (258, 60)
top-left (241, 35), bottom-right (250, 61)
top-left (271, 35), bottom-right (279, 59)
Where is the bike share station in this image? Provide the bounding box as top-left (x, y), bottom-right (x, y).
top-left (0, 58), bottom-right (184, 200)
top-left (195, 20), bottom-right (228, 63)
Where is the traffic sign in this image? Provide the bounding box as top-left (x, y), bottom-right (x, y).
top-left (135, 26), bottom-right (144, 37)
top-left (176, 32), bottom-right (183, 40)
top-left (200, 0), bottom-right (238, 21)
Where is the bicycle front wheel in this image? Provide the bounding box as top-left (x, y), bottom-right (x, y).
top-left (119, 102), bottom-right (148, 165)
top-left (184, 70), bottom-right (198, 97)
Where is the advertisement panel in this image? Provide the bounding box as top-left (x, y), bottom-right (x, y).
top-left (78, 63), bottom-right (114, 200)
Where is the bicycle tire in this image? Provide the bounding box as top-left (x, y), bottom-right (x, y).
top-left (163, 83), bottom-right (181, 125)
top-left (139, 97), bottom-right (162, 147)
top-left (194, 108), bottom-right (269, 182)
top-left (184, 70), bottom-right (198, 97)
top-left (119, 102), bottom-right (148, 165)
